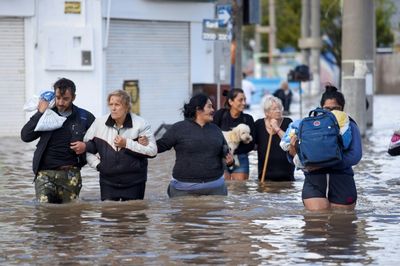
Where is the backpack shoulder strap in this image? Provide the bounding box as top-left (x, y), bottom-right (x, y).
top-left (77, 107), bottom-right (89, 129)
top-left (349, 116), bottom-right (357, 125)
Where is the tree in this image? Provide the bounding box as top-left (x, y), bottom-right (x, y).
top-left (320, 0), bottom-right (396, 64)
top-left (243, 0), bottom-right (396, 68)
top-left (320, 0), bottom-right (342, 65)
top-left (375, 0), bottom-right (396, 48)
top-left (242, 0), bottom-right (300, 54)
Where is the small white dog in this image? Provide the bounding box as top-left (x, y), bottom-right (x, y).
top-left (222, 123), bottom-right (253, 167)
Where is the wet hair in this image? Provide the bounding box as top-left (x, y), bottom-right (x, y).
top-left (263, 95), bottom-right (283, 113)
top-left (222, 88), bottom-right (244, 109)
top-left (183, 93), bottom-right (210, 119)
top-left (107, 89), bottom-right (132, 111)
top-left (53, 78), bottom-right (76, 96)
top-left (320, 84), bottom-right (345, 109)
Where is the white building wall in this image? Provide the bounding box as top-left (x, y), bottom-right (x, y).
top-left (0, 18), bottom-right (25, 136)
top-left (102, 0), bottom-right (214, 22)
top-left (0, 0), bottom-right (34, 17)
top-left (105, 19), bottom-right (190, 128)
top-left (31, 0), bottom-right (216, 118)
top-left (104, 0), bottom-right (216, 89)
top-left (191, 22), bottom-right (214, 84)
top-left (31, 0), bottom-right (104, 117)
top-left (1, 0), bottom-right (218, 135)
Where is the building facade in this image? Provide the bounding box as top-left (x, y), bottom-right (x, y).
top-left (0, 0), bottom-right (229, 136)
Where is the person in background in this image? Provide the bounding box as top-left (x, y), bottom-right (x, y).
top-left (273, 81), bottom-right (293, 115)
top-left (388, 128), bottom-right (400, 156)
top-left (77, 89), bottom-right (157, 201)
top-left (288, 85), bottom-right (362, 211)
top-left (213, 88), bottom-right (255, 181)
top-left (21, 78), bottom-right (95, 204)
top-left (254, 96), bottom-right (295, 181)
top-left (242, 72), bottom-right (256, 109)
top-left (156, 93), bottom-right (234, 197)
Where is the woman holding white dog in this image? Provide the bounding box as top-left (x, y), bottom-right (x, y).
top-left (254, 96), bottom-right (295, 182)
top-left (213, 88), bottom-right (255, 181)
top-left (156, 93), bottom-right (234, 197)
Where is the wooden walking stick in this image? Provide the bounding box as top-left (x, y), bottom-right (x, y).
top-left (260, 133), bottom-right (273, 183)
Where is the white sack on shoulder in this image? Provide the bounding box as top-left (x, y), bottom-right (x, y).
top-left (34, 109), bottom-right (66, 131)
top-left (23, 95), bottom-right (40, 112)
top-left (23, 91), bottom-right (55, 112)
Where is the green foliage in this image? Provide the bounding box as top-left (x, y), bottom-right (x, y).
top-left (272, 0), bottom-right (301, 50)
top-left (243, 0), bottom-right (301, 53)
top-left (320, 0), bottom-right (342, 64)
top-left (376, 0), bottom-right (396, 48)
top-left (243, 0), bottom-right (396, 66)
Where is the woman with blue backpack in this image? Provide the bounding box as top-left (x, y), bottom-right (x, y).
top-left (288, 85), bottom-right (362, 211)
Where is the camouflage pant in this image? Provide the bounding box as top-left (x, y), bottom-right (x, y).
top-left (35, 168), bottom-right (82, 204)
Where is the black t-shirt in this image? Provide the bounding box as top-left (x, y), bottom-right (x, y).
top-left (213, 108), bottom-right (255, 155)
top-left (254, 117), bottom-right (295, 181)
top-left (40, 115), bottom-right (80, 170)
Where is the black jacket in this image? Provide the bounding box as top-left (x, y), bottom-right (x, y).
top-left (157, 120), bottom-right (227, 183)
top-left (21, 104), bottom-right (95, 176)
top-left (273, 88), bottom-right (293, 111)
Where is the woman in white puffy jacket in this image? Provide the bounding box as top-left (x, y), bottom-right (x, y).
top-left (77, 90), bottom-right (157, 201)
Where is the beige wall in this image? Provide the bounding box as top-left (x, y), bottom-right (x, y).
top-left (376, 53), bottom-right (400, 94)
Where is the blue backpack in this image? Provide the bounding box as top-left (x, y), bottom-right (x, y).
top-left (297, 108), bottom-right (343, 168)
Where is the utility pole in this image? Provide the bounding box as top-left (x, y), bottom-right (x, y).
top-left (268, 0), bottom-right (276, 65)
top-left (254, 0), bottom-right (276, 77)
top-left (300, 0), bottom-right (311, 113)
top-left (231, 0), bottom-right (243, 88)
top-left (300, 0), bottom-right (310, 67)
top-left (310, 0), bottom-right (321, 95)
top-left (342, 0), bottom-right (375, 136)
top-left (298, 0), bottom-right (321, 96)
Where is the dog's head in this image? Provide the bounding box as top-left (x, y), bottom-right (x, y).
top-left (233, 123), bottom-right (252, 144)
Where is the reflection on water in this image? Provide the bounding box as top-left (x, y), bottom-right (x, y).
top-left (0, 95), bottom-right (400, 264)
top-left (256, 181), bottom-right (295, 194)
top-left (300, 212), bottom-right (370, 264)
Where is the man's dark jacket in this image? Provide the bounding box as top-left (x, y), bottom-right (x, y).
top-left (21, 104), bottom-right (95, 176)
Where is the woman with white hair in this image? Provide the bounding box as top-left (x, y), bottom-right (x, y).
top-left (254, 96), bottom-right (295, 182)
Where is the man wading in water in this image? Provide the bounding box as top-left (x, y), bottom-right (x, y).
top-left (21, 78), bottom-right (95, 203)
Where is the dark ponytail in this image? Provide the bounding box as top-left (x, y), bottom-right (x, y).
top-left (223, 88), bottom-right (244, 109)
top-left (183, 93), bottom-right (210, 119)
top-left (320, 84), bottom-right (345, 109)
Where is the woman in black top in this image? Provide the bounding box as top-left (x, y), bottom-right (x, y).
top-left (213, 88), bottom-right (255, 181)
top-left (254, 96), bottom-right (295, 181)
top-left (156, 93), bottom-right (234, 197)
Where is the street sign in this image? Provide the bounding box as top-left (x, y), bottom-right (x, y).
top-left (202, 19), bottom-right (230, 41)
top-left (216, 4), bottom-right (232, 41)
top-left (217, 4), bottom-right (231, 26)
top-left (202, 4), bottom-right (232, 41)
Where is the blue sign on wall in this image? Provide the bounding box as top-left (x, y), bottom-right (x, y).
top-left (216, 4), bottom-right (231, 27)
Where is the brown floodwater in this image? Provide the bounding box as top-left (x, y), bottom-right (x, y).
top-left (0, 95), bottom-right (399, 265)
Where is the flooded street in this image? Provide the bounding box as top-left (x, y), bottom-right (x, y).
top-left (1, 95), bottom-right (399, 265)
